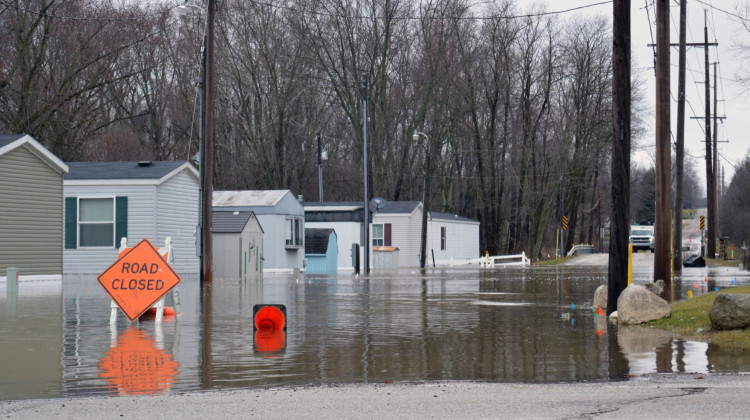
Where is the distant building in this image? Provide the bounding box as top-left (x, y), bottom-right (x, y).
top-left (0, 134), bottom-right (69, 279)
top-left (213, 190), bottom-right (305, 272)
top-left (304, 202), bottom-right (364, 271)
top-left (305, 201), bottom-right (479, 269)
top-left (304, 228), bottom-right (338, 275)
top-left (63, 161), bottom-right (199, 274)
top-left (212, 210), bottom-right (264, 280)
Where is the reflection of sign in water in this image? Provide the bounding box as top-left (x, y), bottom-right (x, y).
top-left (99, 327), bottom-right (179, 395)
top-left (254, 330), bottom-right (286, 354)
top-left (98, 239), bottom-right (181, 321)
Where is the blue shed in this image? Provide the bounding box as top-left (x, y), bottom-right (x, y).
top-left (304, 228), bottom-right (337, 274)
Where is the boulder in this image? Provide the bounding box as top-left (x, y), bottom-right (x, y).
top-left (616, 285), bottom-right (671, 325)
top-left (709, 294), bottom-right (750, 330)
top-left (593, 285), bottom-right (608, 310)
top-left (642, 279), bottom-right (665, 297)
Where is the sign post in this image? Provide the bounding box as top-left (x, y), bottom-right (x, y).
top-left (98, 239), bottom-right (182, 322)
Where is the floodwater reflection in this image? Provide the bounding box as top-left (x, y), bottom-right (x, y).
top-left (98, 326), bottom-right (179, 395)
top-left (1, 265), bottom-right (750, 399)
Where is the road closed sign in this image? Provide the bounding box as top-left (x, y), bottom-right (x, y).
top-left (98, 238), bottom-right (182, 321)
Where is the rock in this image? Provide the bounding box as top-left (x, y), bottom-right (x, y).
top-left (593, 285), bottom-right (607, 310)
top-left (709, 293), bottom-right (750, 330)
top-left (642, 280), bottom-right (665, 296)
top-left (608, 311), bottom-right (618, 323)
top-left (616, 285), bottom-right (671, 325)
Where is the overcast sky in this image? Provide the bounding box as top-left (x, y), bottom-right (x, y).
top-left (537, 0), bottom-right (750, 188)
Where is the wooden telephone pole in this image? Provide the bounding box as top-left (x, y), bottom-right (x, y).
top-left (608, 0), bottom-right (631, 314)
top-left (673, 0), bottom-right (686, 273)
top-left (654, 0), bottom-right (671, 294)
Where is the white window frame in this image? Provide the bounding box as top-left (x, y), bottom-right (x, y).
top-left (285, 216), bottom-right (304, 248)
top-left (372, 223), bottom-right (384, 247)
top-left (440, 226), bottom-right (447, 250)
top-left (78, 196), bottom-right (115, 248)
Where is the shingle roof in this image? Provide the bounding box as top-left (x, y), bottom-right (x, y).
top-left (0, 134), bottom-right (25, 148)
top-left (65, 161), bottom-right (190, 180)
top-left (305, 228), bottom-right (334, 254)
top-left (377, 201), bottom-right (420, 214)
top-left (212, 210), bottom-right (255, 234)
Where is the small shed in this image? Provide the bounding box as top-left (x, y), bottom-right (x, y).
top-left (304, 228), bottom-right (338, 275)
top-left (0, 134), bottom-right (69, 279)
top-left (64, 160), bottom-right (199, 274)
top-left (213, 190), bottom-right (305, 272)
top-left (212, 210), bottom-right (264, 280)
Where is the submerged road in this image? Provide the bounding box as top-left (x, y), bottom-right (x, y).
top-left (3, 373), bottom-right (750, 419)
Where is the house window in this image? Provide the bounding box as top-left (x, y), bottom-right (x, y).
top-left (285, 217), bottom-right (303, 247)
top-left (440, 227), bottom-right (447, 250)
top-left (372, 224), bottom-right (384, 247)
top-left (79, 198), bottom-right (114, 247)
top-left (372, 223), bottom-right (391, 247)
top-left (65, 196), bottom-right (127, 249)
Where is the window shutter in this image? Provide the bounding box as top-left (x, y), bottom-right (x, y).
top-left (384, 223), bottom-right (392, 246)
top-left (65, 197), bottom-right (77, 249)
top-left (115, 196), bottom-right (128, 246)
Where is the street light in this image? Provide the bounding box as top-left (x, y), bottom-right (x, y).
top-left (413, 130), bottom-right (430, 270)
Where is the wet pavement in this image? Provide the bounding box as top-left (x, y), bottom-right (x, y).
top-left (1, 262), bottom-right (749, 400)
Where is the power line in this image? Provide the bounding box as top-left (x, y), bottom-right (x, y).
top-left (0, 0), bottom-right (179, 21)
top-left (244, 0), bottom-right (613, 21)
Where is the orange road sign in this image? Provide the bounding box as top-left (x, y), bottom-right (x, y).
top-left (98, 238), bottom-right (182, 321)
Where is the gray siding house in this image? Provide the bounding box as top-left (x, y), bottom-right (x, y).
top-left (213, 190), bottom-right (305, 272)
top-left (372, 201), bottom-right (480, 268)
top-left (63, 161), bottom-right (199, 275)
top-left (212, 210), bottom-right (264, 280)
top-left (0, 134), bottom-right (69, 279)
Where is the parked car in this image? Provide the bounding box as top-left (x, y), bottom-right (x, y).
top-left (629, 228), bottom-right (655, 253)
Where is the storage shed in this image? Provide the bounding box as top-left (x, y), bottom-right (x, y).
top-left (213, 190), bottom-right (305, 272)
top-left (304, 228), bottom-right (338, 275)
top-left (63, 161), bottom-right (199, 275)
top-left (0, 134), bottom-right (69, 279)
top-left (212, 210), bottom-right (264, 280)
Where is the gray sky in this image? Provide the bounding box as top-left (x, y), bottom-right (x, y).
top-left (538, 0), bottom-right (749, 188)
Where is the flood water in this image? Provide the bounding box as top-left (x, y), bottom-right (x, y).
top-left (2, 264), bottom-right (750, 400)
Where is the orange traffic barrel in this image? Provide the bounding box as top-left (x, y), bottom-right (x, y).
top-left (253, 304), bottom-right (286, 331)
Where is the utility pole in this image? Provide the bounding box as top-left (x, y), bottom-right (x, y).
top-left (654, 0), bottom-right (671, 296)
top-left (713, 62), bottom-right (719, 238)
top-left (704, 12), bottom-right (716, 259)
top-left (608, 0), bottom-right (631, 315)
top-left (200, 0), bottom-right (215, 286)
top-left (673, 0), bottom-right (686, 274)
top-left (361, 75), bottom-right (370, 274)
top-left (317, 133), bottom-right (323, 202)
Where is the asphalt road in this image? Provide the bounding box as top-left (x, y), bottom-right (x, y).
top-left (3, 373), bottom-right (749, 419)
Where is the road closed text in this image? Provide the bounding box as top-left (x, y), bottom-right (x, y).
top-left (111, 278), bottom-right (165, 291)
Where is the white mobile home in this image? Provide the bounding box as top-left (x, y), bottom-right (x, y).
top-left (63, 161), bottom-right (199, 275)
top-left (213, 190), bottom-right (305, 272)
top-left (372, 201), bottom-right (479, 268)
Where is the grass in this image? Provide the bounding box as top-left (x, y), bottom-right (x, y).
top-left (705, 257), bottom-right (742, 268)
top-left (534, 256), bottom-right (572, 266)
top-left (649, 285), bottom-right (750, 350)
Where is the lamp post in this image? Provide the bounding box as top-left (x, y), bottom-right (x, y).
top-left (413, 130), bottom-right (430, 270)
